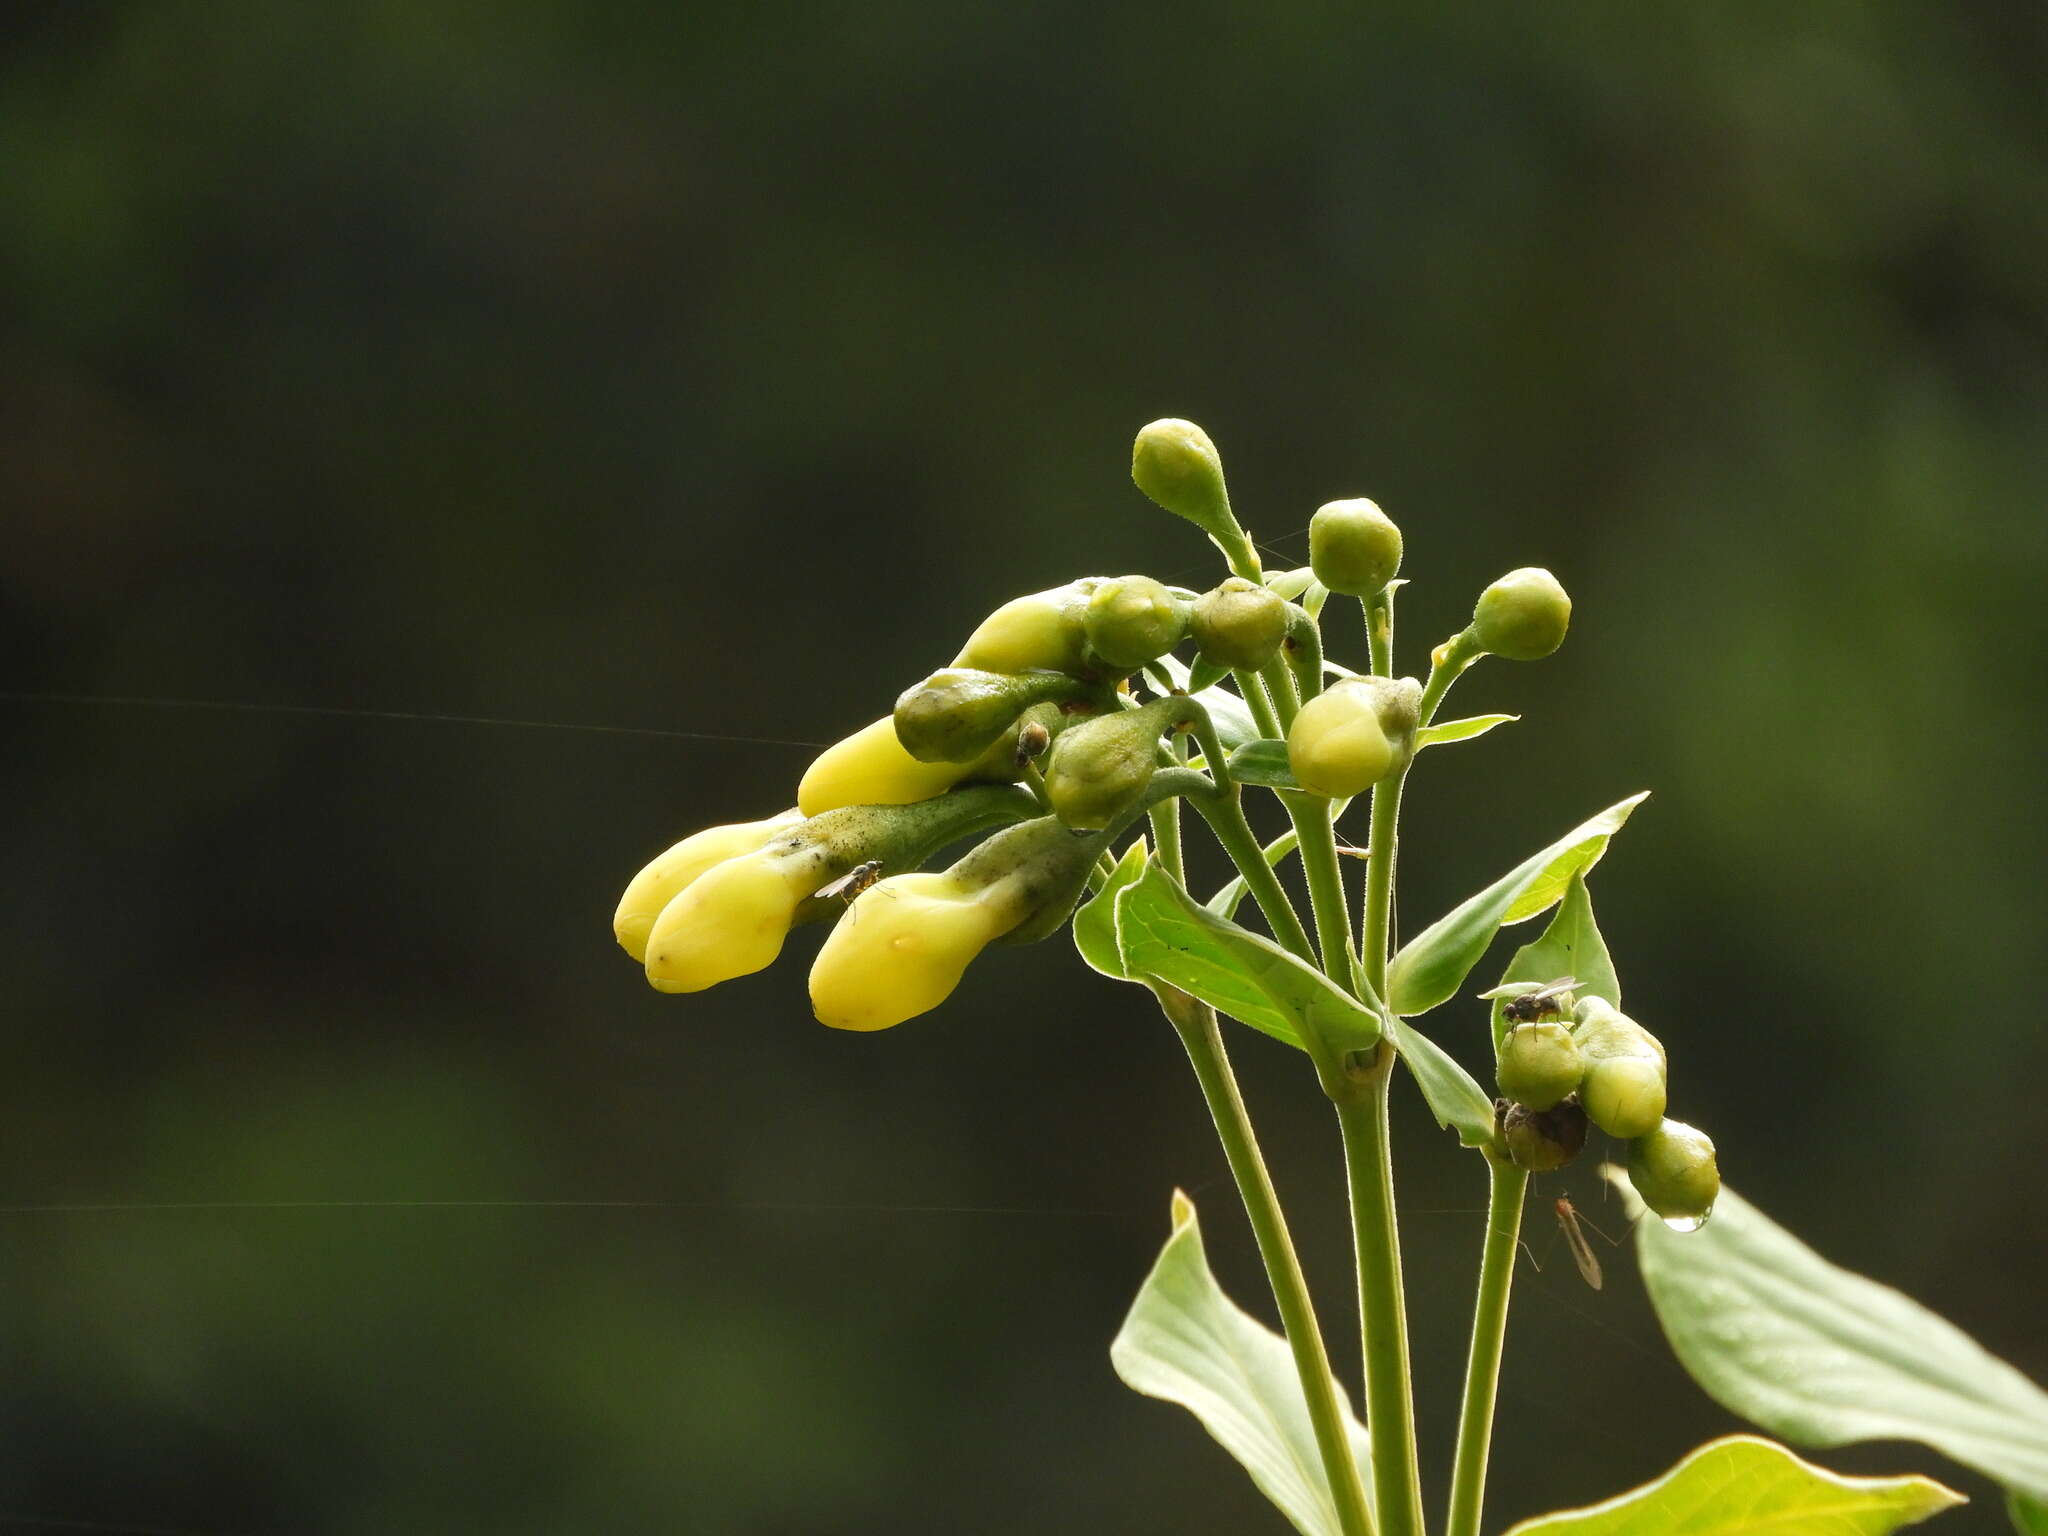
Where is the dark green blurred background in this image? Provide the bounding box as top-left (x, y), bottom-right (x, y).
top-left (4, 4), bottom-right (2045, 1532)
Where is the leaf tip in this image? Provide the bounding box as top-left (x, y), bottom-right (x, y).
top-left (1168, 1188), bottom-right (1197, 1231)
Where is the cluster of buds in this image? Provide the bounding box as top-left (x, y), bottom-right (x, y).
top-left (1491, 983), bottom-right (1719, 1223)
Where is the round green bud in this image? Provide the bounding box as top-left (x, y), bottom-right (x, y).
top-left (893, 668), bottom-right (1092, 764)
top-left (953, 580), bottom-right (1098, 676)
top-left (1190, 578), bottom-right (1288, 670)
top-left (1470, 567), bottom-right (1572, 661)
top-left (1574, 1000), bottom-right (1667, 1070)
top-left (1496, 1022), bottom-right (1586, 1112)
top-left (1500, 1097), bottom-right (1588, 1172)
top-left (1626, 1119), bottom-right (1720, 1224)
top-left (1084, 575), bottom-right (1188, 670)
top-left (1043, 697), bottom-right (1183, 833)
top-left (1132, 419), bottom-right (1236, 540)
top-left (1285, 675), bottom-right (1421, 798)
top-left (1573, 1001), bottom-right (1668, 1137)
top-left (1309, 499), bottom-right (1403, 597)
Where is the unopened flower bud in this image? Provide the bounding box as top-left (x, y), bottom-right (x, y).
top-left (1470, 567), bottom-right (1571, 661)
top-left (798, 717), bottom-right (983, 817)
top-left (1309, 499), bottom-right (1403, 597)
top-left (1285, 675), bottom-right (1421, 798)
top-left (613, 810), bottom-right (803, 963)
top-left (1084, 575), bottom-right (1187, 670)
top-left (954, 580), bottom-right (1098, 676)
top-left (1574, 1002), bottom-right (1668, 1138)
top-left (1132, 419), bottom-right (1237, 542)
top-left (893, 668), bottom-right (1094, 765)
top-left (1496, 1021), bottom-right (1586, 1112)
top-left (1626, 1119), bottom-right (1720, 1223)
top-left (1190, 577), bottom-right (1288, 670)
top-left (809, 813), bottom-right (1103, 1029)
top-left (1043, 697), bottom-right (1186, 832)
top-left (1500, 1097), bottom-right (1589, 1172)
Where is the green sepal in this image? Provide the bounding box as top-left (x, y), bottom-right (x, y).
top-left (1501, 1435), bottom-right (1963, 1536)
top-left (1042, 696), bottom-right (1194, 832)
top-left (2011, 1490), bottom-right (2048, 1535)
top-left (893, 667), bottom-right (1097, 763)
top-left (1388, 792), bottom-right (1648, 1017)
top-left (1112, 1192), bottom-right (1373, 1536)
top-left (1185, 655), bottom-right (1232, 694)
top-left (949, 812), bottom-right (1113, 947)
top-left (1385, 1014), bottom-right (1498, 1147)
top-left (1610, 1171), bottom-right (2048, 1503)
top-left (790, 783), bottom-right (1040, 926)
top-left (1113, 860), bottom-right (1380, 1055)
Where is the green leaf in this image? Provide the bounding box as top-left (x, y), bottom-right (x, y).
top-left (1228, 739), bottom-right (1301, 790)
top-left (1263, 566), bottom-right (1316, 601)
top-left (1612, 1174), bottom-right (2048, 1503)
top-left (1112, 1192), bottom-right (1372, 1536)
top-left (1416, 713), bottom-right (1519, 749)
top-left (1387, 792), bottom-right (1648, 1017)
top-left (1115, 861), bottom-right (1381, 1054)
top-left (1074, 838), bottom-right (1149, 980)
top-left (1384, 1015), bottom-right (1496, 1147)
top-left (1503, 1434), bottom-right (1963, 1535)
top-left (2010, 1490), bottom-right (2048, 1534)
top-left (1486, 872), bottom-right (1620, 1049)
top-left (1187, 655), bottom-right (1231, 694)
top-left (1153, 653), bottom-right (1261, 751)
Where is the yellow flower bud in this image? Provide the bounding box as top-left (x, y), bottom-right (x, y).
top-left (644, 838), bottom-right (833, 993)
top-left (797, 717), bottom-right (981, 817)
top-left (953, 581), bottom-right (1097, 675)
top-left (613, 810), bottom-right (802, 963)
top-left (1285, 676), bottom-right (1419, 798)
top-left (1132, 419), bottom-right (1236, 542)
top-left (808, 872), bottom-right (1030, 1031)
top-left (1470, 567), bottom-right (1571, 661)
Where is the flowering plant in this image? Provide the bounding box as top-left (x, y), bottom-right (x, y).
top-left (614, 420), bottom-right (2048, 1535)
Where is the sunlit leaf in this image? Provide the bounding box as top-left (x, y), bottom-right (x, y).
top-left (1112, 1191), bottom-right (1372, 1536)
top-left (1503, 1434), bottom-right (1962, 1535)
top-left (1154, 653), bottom-right (1261, 750)
top-left (1384, 1014), bottom-right (1495, 1147)
top-left (1486, 872), bottom-right (1620, 1048)
top-left (1387, 792), bottom-right (1648, 1016)
top-left (1227, 739), bottom-right (1301, 790)
top-left (2010, 1489), bottom-right (2048, 1534)
top-left (1115, 861), bottom-right (1380, 1054)
top-left (1610, 1174), bottom-right (2048, 1503)
top-left (1074, 838), bottom-right (1148, 980)
top-left (1416, 713), bottom-right (1519, 749)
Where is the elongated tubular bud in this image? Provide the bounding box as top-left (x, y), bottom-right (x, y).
top-left (808, 812), bottom-right (1112, 1029)
top-left (1309, 498), bottom-right (1403, 597)
top-left (952, 580), bottom-right (1099, 676)
top-left (1469, 567), bottom-right (1571, 661)
top-left (614, 810), bottom-right (802, 962)
top-left (1084, 575), bottom-right (1188, 670)
top-left (893, 667), bottom-right (1096, 765)
top-left (1626, 1119), bottom-right (1720, 1221)
top-left (642, 786), bottom-right (1036, 994)
top-left (798, 717), bottom-right (985, 817)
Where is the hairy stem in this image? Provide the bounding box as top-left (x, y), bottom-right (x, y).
top-left (1337, 1062), bottom-right (1426, 1536)
top-left (1162, 991), bottom-right (1375, 1536)
top-left (1445, 1153), bottom-right (1528, 1536)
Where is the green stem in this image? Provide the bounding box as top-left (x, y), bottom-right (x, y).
top-left (1149, 737), bottom-right (1186, 884)
top-left (1445, 1154), bottom-right (1528, 1536)
top-left (1163, 991), bottom-right (1375, 1536)
top-left (1365, 590), bottom-right (1394, 679)
top-left (1233, 667), bottom-right (1285, 740)
top-left (1261, 653), bottom-right (1303, 731)
top-left (1191, 794), bottom-right (1317, 967)
top-left (1416, 631), bottom-right (1480, 726)
top-left (1337, 1064), bottom-right (1426, 1536)
top-left (1359, 768), bottom-right (1404, 1002)
top-left (1286, 794), bottom-right (1358, 990)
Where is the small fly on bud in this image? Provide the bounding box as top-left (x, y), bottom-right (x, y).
top-left (1015, 719), bottom-right (1052, 765)
top-left (816, 861), bottom-right (884, 902)
top-left (1503, 977), bottom-right (1579, 1026)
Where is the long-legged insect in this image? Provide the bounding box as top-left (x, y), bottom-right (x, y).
top-left (1553, 1193), bottom-right (1616, 1290)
